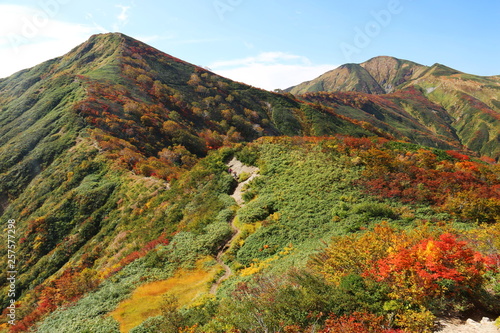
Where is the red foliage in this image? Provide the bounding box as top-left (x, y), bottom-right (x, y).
top-left (360, 147), bottom-right (500, 208)
top-left (105, 235), bottom-right (170, 277)
top-left (338, 136), bottom-right (380, 151)
top-left (446, 150), bottom-right (470, 161)
top-left (480, 155), bottom-right (496, 164)
top-left (369, 233), bottom-right (494, 303)
top-left (10, 267), bottom-right (101, 332)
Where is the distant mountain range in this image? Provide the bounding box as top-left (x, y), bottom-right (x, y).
top-left (286, 55), bottom-right (500, 158)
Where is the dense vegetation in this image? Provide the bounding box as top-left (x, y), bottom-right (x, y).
top-left (0, 33), bottom-right (499, 332)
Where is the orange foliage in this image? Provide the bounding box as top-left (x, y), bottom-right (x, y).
top-left (370, 233), bottom-right (494, 305)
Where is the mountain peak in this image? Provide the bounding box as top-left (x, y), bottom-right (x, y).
top-left (428, 63), bottom-right (463, 76)
top-left (360, 56), bottom-right (427, 92)
top-left (285, 62), bottom-right (386, 95)
top-left (286, 56), bottom-right (428, 95)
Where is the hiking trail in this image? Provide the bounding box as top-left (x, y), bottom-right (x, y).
top-left (209, 157), bottom-right (259, 294)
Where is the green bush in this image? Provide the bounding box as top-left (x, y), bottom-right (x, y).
top-left (235, 144), bottom-right (259, 166)
top-left (237, 199), bottom-right (273, 224)
top-left (329, 274), bottom-right (389, 316)
top-left (351, 202), bottom-right (398, 219)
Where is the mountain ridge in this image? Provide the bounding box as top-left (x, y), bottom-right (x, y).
top-left (1, 33), bottom-right (500, 332)
top-left (0, 32), bottom-right (386, 315)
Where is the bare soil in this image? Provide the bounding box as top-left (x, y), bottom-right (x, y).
top-left (436, 318), bottom-right (499, 332)
top-left (227, 157), bottom-right (259, 205)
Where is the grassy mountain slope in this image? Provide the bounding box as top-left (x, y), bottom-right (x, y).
top-left (0, 33), bottom-right (499, 332)
top-left (285, 63), bottom-right (386, 95)
top-left (301, 87), bottom-right (464, 151)
top-left (359, 56), bottom-right (428, 92)
top-left (411, 65), bottom-right (500, 158)
top-left (0, 33), bottom-right (383, 331)
top-left (25, 137), bottom-right (500, 332)
top-left (286, 56), bottom-right (427, 95)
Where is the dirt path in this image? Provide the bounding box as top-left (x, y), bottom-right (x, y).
top-left (227, 157), bottom-right (259, 205)
top-left (209, 221), bottom-right (240, 294)
top-left (209, 158), bottom-right (259, 294)
top-left (437, 318), bottom-right (499, 333)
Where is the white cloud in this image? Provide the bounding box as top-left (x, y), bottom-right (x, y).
top-left (210, 52), bottom-right (337, 91)
top-left (211, 52), bottom-right (311, 68)
top-left (116, 5), bottom-right (130, 22)
top-left (0, 4), bottom-right (100, 78)
top-left (113, 5), bottom-right (131, 31)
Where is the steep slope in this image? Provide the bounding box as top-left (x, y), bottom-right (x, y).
top-left (301, 87), bottom-right (463, 151)
top-left (286, 63), bottom-right (386, 95)
top-left (411, 65), bottom-right (500, 158)
top-left (359, 56), bottom-right (428, 92)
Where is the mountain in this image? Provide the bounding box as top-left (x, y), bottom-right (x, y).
top-left (0, 32), bottom-right (382, 330)
top-left (0, 34), bottom-right (499, 332)
top-left (286, 56), bottom-right (427, 95)
top-left (287, 56), bottom-right (500, 159)
top-left (300, 88), bottom-right (464, 151)
top-left (0, 33), bottom-right (385, 214)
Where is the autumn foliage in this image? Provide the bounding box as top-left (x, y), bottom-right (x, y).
top-left (320, 312), bottom-right (405, 333)
top-left (355, 143), bottom-right (500, 222)
top-left (314, 224), bottom-right (498, 332)
top-left (370, 233), bottom-right (494, 307)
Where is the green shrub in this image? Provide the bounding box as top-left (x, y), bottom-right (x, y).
top-left (235, 144), bottom-right (259, 166)
top-left (351, 202), bottom-right (398, 219)
top-left (237, 199), bottom-right (273, 224)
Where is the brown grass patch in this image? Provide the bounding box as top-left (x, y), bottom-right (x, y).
top-left (110, 258), bottom-right (219, 332)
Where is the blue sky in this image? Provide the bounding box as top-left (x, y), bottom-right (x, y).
top-left (0, 0), bottom-right (499, 90)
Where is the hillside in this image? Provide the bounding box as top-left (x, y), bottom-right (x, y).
top-left (0, 34), bottom-right (499, 333)
top-left (287, 56), bottom-right (500, 159)
top-left (0, 32), bottom-right (383, 332)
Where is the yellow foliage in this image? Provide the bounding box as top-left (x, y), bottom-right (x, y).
top-left (313, 222), bottom-right (406, 285)
top-left (239, 244), bottom-right (294, 277)
top-left (395, 308), bottom-right (435, 333)
top-left (110, 257), bottom-right (219, 333)
top-left (239, 256), bottom-right (278, 277)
